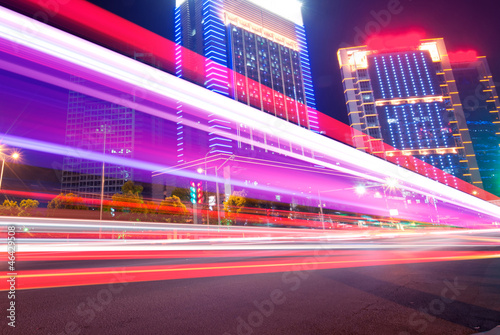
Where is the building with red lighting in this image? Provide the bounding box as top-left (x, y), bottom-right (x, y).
top-left (174, 0), bottom-right (317, 162)
top-left (450, 52), bottom-right (500, 195)
top-left (161, 0), bottom-right (319, 202)
top-left (337, 34), bottom-right (482, 189)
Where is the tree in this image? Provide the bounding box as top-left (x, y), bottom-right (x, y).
top-left (121, 180), bottom-right (143, 195)
top-left (111, 192), bottom-right (146, 214)
top-left (110, 181), bottom-right (153, 221)
top-left (19, 199), bottom-right (39, 216)
top-left (171, 187), bottom-right (190, 202)
top-left (0, 199), bottom-right (40, 216)
top-left (159, 195), bottom-right (188, 222)
top-left (2, 199), bottom-right (17, 207)
top-left (48, 193), bottom-right (87, 210)
top-left (20, 199), bottom-right (39, 209)
top-left (0, 200), bottom-right (18, 216)
top-left (223, 191), bottom-right (247, 225)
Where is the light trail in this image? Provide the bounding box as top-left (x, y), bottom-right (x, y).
top-left (0, 4), bottom-right (498, 225)
top-left (1, 217), bottom-right (500, 251)
top-left (2, 218), bottom-right (498, 292)
top-left (2, 250), bottom-right (499, 291)
top-left (3, 0), bottom-right (492, 201)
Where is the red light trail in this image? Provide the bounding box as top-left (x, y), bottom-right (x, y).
top-left (2, 249), bottom-right (499, 291)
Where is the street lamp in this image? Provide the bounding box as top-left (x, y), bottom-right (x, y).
top-left (197, 168), bottom-right (208, 225)
top-left (381, 178), bottom-right (404, 230)
top-left (355, 185), bottom-right (366, 195)
top-left (96, 124), bottom-right (113, 221)
top-left (196, 150), bottom-right (216, 225)
top-left (0, 147), bottom-right (20, 192)
top-left (318, 179), bottom-right (405, 230)
top-left (385, 177), bottom-right (399, 189)
top-left (317, 184), bottom-right (369, 230)
top-left (199, 152), bottom-right (235, 226)
top-left (214, 154), bottom-right (235, 226)
top-left (317, 190), bottom-right (325, 230)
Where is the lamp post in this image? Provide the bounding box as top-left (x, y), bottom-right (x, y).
top-left (0, 159), bottom-right (4, 191)
top-left (196, 167), bottom-right (207, 224)
top-left (0, 148), bottom-right (20, 192)
top-left (317, 184), bottom-right (369, 230)
top-left (215, 165), bottom-right (221, 226)
top-left (197, 150), bottom-right (217, 225)
top-left (202, 149), bottom-right (216, 225)
top-left (96, 124), bottom-right (113, 221)
top-left (382, 177), bottom-right (402, 230)
top-left (317, 179), bottom-right (401, 230)
top-left (216, 155), bottom-right (235, 226)
top-left (317, 190), bottom-right (325, 230)
top-left (199, 153), bottom-right (235, 226)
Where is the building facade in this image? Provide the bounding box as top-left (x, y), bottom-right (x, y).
top-left (174, 0), bottom-right (317, 162)
top-left (61, 83), bottom-right (136, 198)
top-left (337, 34), bottom-right (482, 189)
top-left (451, 51), bottom-right (500, 195)
top-left (61, 55), bottom-right (169, 199)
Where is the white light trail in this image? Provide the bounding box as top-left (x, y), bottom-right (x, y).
top-left (0, 7), bottom-right (498, 221)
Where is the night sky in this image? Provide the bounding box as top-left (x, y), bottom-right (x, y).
top-left (87, 0), bottom-right (500, 126)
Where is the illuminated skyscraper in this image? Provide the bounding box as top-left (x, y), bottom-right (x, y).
top-left (62, 54), bottom-right (169, 198)
top-left (450, 51), bottom-right (500, 195)
top-left (61, 85), bottom-right (135, 198)
top-left (61, 91), bottom-right (168, 198)
top-left (337, 33), bottom-right (482, 188)
top-left (174, 0), bottom-right (317, 162)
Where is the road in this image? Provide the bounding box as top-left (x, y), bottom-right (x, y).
top-left (1, 227), bottom-right (500, 334)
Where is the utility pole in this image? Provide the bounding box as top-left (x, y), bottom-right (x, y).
top-left (97, 124), bottom-right (113, 221)
top-left (198, 153), bottom-right (235, 227)
top-left (318, 190), bottom-right (325, 230)
top-left (0, 158), bottom-right (5, 192)
top-left (0, 149), bottom-right (20, 192)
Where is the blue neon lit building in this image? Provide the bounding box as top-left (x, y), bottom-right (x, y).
top-left (174, 0), bottom-right (317, 162)
top-left (338, 37), bottom-right (482, 188)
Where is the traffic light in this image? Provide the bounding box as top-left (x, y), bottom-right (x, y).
top-left (190, 181), bottom-right (196, 204)
top-left (197, 182), bottom-right (203, 204)
top-left (190, 181), bottom-right (204, 204)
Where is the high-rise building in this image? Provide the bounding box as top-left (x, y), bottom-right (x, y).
top-left (62, 83), bottom-right (135, 198)
top-left (61, 54), bottom-right (169, 199)
top-left (337, 33), bottom-right (482, 189)
top-left (174, 0), bottom-right (317, 162)
top-left (450, 51), bottom-right (500, 195)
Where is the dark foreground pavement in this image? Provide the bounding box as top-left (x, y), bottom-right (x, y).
top-left (2, 232), bottom-right (500, 335)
